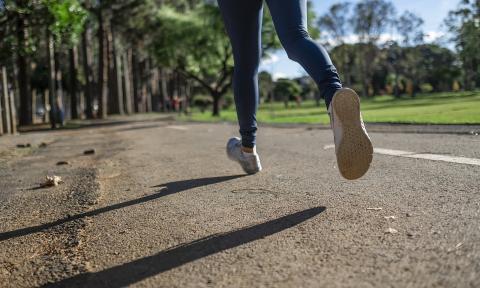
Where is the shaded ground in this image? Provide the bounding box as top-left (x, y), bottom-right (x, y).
top-left (0, 120), bottom-right (479, 287)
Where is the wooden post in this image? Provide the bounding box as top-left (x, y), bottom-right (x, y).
top-left (1, 67), bottom-right (11, 134)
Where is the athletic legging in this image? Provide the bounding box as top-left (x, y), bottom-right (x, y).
top-left (218, 0), bottom-right (342, 148)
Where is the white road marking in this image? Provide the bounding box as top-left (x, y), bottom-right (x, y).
top-left (166, 125), bottom-right (188, 131)
top-left (323, 145), bottom-right (480, 166)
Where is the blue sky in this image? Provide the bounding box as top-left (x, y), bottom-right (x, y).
top-left (260, 0), bottom-right (459, 79)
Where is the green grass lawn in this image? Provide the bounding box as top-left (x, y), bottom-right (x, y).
top-left (181, 91), bottom-right (480, 125)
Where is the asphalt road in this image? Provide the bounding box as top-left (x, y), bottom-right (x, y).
top-left (0, 120), bottom-right (479, 287)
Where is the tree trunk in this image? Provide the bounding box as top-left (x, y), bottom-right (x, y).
top-left (151, 67), bottom-right (160, 112)
top-left (9, 90), bottom-right (17, 134)
top-left (131, 50), bottom-right (140, 113)
top-left (81, 27), bottom-right (94, 119)
top-left (54, 51), bottom-right (65, 125)
top-left (16, 12), bottom-right (31, 126)
top-left (160, 68), bottom-right (168, 112)
top-left (43, 89), bottom-right (50, 123)
top-left (107, 21), bottom-right (119, 114)
top-left (144, 59), bottom-right (151, 113)
top-left (31, 89), bottom-right (37, 123)
top-left (183, 78), bottom-right (190, 114)
top-left (123, 51), bottom-right (133, 114)
top-left (1, 66), bottom-right (10, 134)
top-left (47, 30), bottom-right (57, 128)
top-left (69, 47), bottom-right (79, 119)
top-left (0, 75), bottom-right (3, 135)
top-left (115, 52), bottom-right (124, 115)
top-left (97, 10), bottom-right (108, 119)
top-left (212, 92), bottom-right (220, 116)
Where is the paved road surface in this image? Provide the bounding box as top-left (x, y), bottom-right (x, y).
top-left (0, 120), bottom-right (479, 287)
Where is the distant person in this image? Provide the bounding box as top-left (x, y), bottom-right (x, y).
top-left (220, 0), bottom-right (373, 180)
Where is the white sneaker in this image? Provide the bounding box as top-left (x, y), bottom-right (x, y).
top-left (329, 88), bottom-right (373, 180)
top-left (226, 137), bottom-right (262, 175)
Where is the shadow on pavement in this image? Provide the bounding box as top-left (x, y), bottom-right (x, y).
top-left (45, 207), bottom-right (325, 288)
top-left (0, 175), bottom-right (244, 242)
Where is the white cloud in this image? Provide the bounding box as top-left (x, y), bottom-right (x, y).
top-left (424, 31), bottom-right (445, 42)
top-left (272, 72), bottom-right (287, 80)
top-left (261, 54), bottom-right (280, 66)
top-left (323, 31), bottom-right (445, 46)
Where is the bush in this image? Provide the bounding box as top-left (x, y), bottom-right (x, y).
top-left (420, 83), bottom-right (434, 93)
top-left (192, 95), bottom-right (212, 113)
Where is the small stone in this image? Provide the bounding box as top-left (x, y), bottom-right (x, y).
top-left (42, 175), bottom-right (63, 187)
top-left (384, 216), bottom-right (396, 220)
top-left (385, 227), bottom-right (398, 234)
top-left (39, 142), bottom-right (48, 148)
top-left (83, 149), bottom-right (95, 155)
top-left (406, 213), bottom-right (413, 217)
top-left (56, 161), bottom-right (69, 165)
top-left (406, 232), bottom-right (414, 237)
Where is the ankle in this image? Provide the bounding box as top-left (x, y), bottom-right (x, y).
top-left (241, 146), bottom-right (255, 154)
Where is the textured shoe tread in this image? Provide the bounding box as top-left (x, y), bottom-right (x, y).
top-left (332, 89), bottom-right (373, 180)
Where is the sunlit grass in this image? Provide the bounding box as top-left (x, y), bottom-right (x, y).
top-left (180, 91), bottom-right (480, 124)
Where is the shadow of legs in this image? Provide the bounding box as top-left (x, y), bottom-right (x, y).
top-left (0, 175), bottom-right (245, 242)
top-left (46, 207), bottom-right (325, 287)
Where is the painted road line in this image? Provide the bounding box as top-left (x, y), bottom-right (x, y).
top-left (166, 125), bottom-right (189, 131)
top-left (323, 145), bottom-right (480, 166)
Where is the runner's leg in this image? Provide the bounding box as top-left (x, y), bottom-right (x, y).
top-left (218, 0), bottom-right (263, 149)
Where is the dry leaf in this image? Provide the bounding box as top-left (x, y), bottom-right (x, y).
top-left (366, 207), bottom-right (383, 211)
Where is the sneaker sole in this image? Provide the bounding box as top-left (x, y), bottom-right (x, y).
top-left (332, 88), bottom-right (373, 180)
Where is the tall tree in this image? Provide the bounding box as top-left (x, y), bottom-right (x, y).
top-left (351, 0), bottom-right (396, 96)
top-left (151, 5), bottom-right (234, 116)
top-left (445, 0), bottom-right (480, 90)
top-left (396, 11), bottom-right (424, 46)
top-left (318, 2), bottom-right (354, 86)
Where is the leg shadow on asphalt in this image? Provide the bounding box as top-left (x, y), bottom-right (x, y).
top-left (0, 175), bottom-right (245, 242)
top-left (45, 207), bottom-right (325, 288)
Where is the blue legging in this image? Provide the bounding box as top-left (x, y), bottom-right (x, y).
top-left (218, 0), bottom-right (342, 148)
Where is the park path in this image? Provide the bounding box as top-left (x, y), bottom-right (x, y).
top-left (1, 120), bottom-right (479, 287)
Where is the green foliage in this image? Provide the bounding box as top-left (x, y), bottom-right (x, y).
top-left (151, 4), bottom-right (232, 82)
top-left (45, 0), bottom-right (88, 46)
top-left (273, 78), bottom-right (302, 102)
top-left (445, 0), bottom-right (480, 89)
